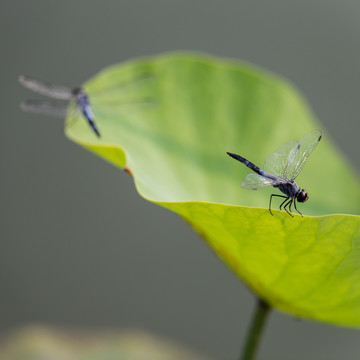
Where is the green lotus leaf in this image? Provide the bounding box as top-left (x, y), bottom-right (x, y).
top-left (65, 53), bottom-right (360, 327)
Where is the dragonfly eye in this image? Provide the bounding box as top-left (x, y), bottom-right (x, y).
top-left (71, 87), bottom-right (83, 96)
top-left (297, 189), bottom-right (309, 203)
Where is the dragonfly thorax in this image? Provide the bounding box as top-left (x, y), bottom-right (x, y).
top-left (296, 189), bottom-right (309, 203)
top-left (275, 179), bottom-right (300, 198)
top-left (72, 88), bottom-right (90, 110)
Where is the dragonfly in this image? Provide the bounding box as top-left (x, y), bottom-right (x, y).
top-left (227, 130), bottom-right (322, 217)
top-left (19, 75), bottom-right (101, 137)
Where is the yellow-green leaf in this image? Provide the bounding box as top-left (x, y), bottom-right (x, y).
top-left (65, 53), bottom-right (360, 327)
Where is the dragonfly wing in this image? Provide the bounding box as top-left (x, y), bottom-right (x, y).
top-left (90, 71), bottom-right (156, 98)
top-left (19, 75), bottom-right (72, 100)
top-left (286, 129), bottom-right (322, 180)
top-left (241, 173), bottom-right (278, 190)
top-left (20, 100), bottom-right (68, 118)
top-left (263, 140), bottom-right (298, 177)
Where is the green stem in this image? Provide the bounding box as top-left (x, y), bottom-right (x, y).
top-left (240, 298), bottom-right (271, 360)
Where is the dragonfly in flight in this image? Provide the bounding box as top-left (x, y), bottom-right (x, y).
top-left (227, 130), bottom-right (322, 217)
top-left (19, 75), bottom-right (100, 137)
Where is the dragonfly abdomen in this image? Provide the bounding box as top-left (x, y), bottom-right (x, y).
top-left (74, 90), bottom-right (101, 137)
top-left (226, 152), bottom-right (264, 176)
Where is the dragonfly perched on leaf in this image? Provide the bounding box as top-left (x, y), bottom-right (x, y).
top-left (19, 75), bottom-right (101, 137)
top-left (227, 130), bottom-right (322, 217)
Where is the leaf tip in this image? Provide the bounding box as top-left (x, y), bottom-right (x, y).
top-left (124, 166), bottom-right (133, 176)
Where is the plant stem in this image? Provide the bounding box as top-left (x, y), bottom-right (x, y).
top-left (240, 298), bottom-right (271, 360)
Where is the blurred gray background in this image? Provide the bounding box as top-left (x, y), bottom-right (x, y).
top-left (1, 1), bottom-right (359, 359)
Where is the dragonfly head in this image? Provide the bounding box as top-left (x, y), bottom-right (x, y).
top-left (297, 189), bottom-right (309, 203)
top-left (71, 87), bottom-right (85, 98)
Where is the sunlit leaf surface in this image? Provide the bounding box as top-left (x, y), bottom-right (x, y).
top-left (65, 53), bottom-right (360, 326)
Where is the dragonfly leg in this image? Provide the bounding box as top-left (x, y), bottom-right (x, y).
top-left (279, 197), bottom-right (289, 210)
top-left (293, 200), bottom-right (303, 217)
top-left (269, 194), bottom-right (287, 215)
top-left (288, 198), bottom-right (293, 213)
top-left (283, 198), bottom-right (294, 218)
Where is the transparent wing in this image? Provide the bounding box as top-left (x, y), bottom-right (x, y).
top-left (263, 139), bottom-right (298, 178)
top-left (263, 130), bottom-right (322, 180)
top-left (19, 75), bottom-right (72, 100)
top-left (285, 129), bottom-right (322, 180)
top-left (89, 72), bottom-right (156, 99)
top-left (95, 97), bottom-right (157, 108)
top-left (241, 173), bottom-right (279, 190)
top-left (20, 100), bottom-right (68, 118)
